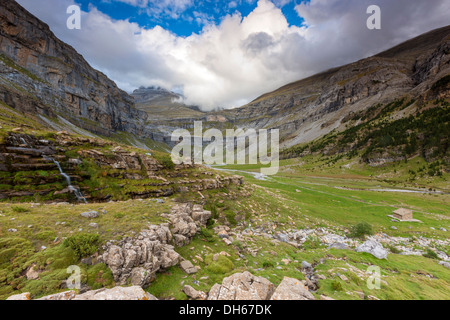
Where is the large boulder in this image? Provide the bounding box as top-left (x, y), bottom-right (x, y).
top-left (37, 291), bottom-right (77, 300)
top-left (355, 240), bottom-right (388, 259)
top-left (7, 287), bottom-right (157, 301)
top-left (80, 210), bottom-right (99, 218)
top-left (270, 277), bottom-right (315, 300)
top-left (73, 286), bottom-right (157, 300)
top-left (6, 292), bottom-right (31, 300)
top-left (208, 272), bottom-right (275, 300)
top-left (183, 285), bottom-right (207, 300)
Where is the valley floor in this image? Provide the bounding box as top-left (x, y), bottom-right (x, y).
top-left (1, 158), bottom-right (448, 300)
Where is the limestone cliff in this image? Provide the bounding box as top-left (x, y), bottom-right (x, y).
top-left (0, 0), bottom-right (148, 137)
top-left (216, 26), bottom-right (450, 149)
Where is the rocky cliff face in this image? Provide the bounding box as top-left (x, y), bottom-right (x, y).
top-left (215, 26), bottom-right (450, 149)
top-left (0, 130), bottom-right (244, 203)
top-left (0, 0), bottom-right (148, 137)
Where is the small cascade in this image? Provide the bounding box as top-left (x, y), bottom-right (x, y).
top-left (44, 156), bottom-right (88, 203)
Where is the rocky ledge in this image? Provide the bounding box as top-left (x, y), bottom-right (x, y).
top-left (98, 203), bottom-right (211, 287)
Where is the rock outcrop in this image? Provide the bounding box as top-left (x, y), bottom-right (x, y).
top-left (0, 1), bottom-right (148, 137)
top-left (98, 203), bottom-right (211, 287)
top-left (208, 271), bottom-right (275, 300)
top-left (270, 277), bottom-right (315, 300)
top-left (207, 272), bottom-right (316, 300)
top-left (355, 240), bottom-right (389, 259)
top-left (0, 131), bottom-right (245, 202)
top-left (7, 286), bottom-right (157, 301)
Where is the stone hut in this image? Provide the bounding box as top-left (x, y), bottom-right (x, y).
top-left (393, 208), bottom-right (413, 221)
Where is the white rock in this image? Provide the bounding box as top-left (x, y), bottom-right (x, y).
top-left (355, 240), bottom-right (388, 259)
top-left (270, 277), bottom-right (315, 300)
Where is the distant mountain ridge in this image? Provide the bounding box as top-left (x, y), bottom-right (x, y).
top-left (131, 86), bottom-right (205, 121)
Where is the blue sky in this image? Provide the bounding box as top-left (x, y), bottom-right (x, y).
top-left (73, 0), bottom-right (306, 37)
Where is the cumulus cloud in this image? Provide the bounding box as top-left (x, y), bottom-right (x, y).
top-left (113, 0), bottom-right (194, 19)
top-left (16, 0), bottom-right (450, 111)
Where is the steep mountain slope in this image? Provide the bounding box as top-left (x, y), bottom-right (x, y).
top-left (216, 25), bottom-right (450, 151)
top-left (0, 1), bottom-right (148, 140)
top-left (132, 86), bottom-right (204, 121)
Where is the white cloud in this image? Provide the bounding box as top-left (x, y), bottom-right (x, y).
top-left (113, 0), bottom-right (194, 19)
top-left (15, 0), bottom-right (450, 111)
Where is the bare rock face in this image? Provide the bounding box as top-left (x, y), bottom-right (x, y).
top-left (163, 203), bottom-right (211, 247)
top-left (8, 286), bottom-right (157, 301)
top-left (73, 286), bottom-right (157, 300)
top-left (207, 272), bottom-right (318, 300)
top-left (0, 1), bottom-right (148, 137)
top-left (98, 225), bottom-right (179, 287)
top-left (99, 203), bottom-right (211, 287)
top-left (214, 26), bottom-right (450, 151)
top-left (270, 277), bottom-right (315, 300)
top-left (208, 271), bottom-right (275, 300)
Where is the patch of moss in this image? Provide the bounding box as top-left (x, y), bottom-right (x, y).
top-left (206, 255), bottom-right (234, 274)
top-left (86, 263), bottom-right (114, 290)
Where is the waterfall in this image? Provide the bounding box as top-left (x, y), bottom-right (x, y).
top-left (44, 156), bottom-right (87, 203)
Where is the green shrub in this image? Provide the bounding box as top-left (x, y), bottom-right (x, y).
top-left (153, 153), bottom-right (175, 170)
top-left (387, 245), bottom-right (401, 254)
top-left (63, 234), bottom-right (100, 259)
top-left (262, 261), bottom-right (274, 268)
top-left (349, 222), bottom-right (374, 239)
top-left (232, 240), bottom-right (243, 250)
top-left (331, 279), bottom-right (343, 291)
top-left (223, 209), bottom-right (237, 227)
top-left (199, 228), bottom-right (215, 242)
top-left (11, 205), bottom-right (30, 213)
top-left (422, 248), bottom-right (439, 260)
top-left (302, 236), bottom-right (325, 250)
